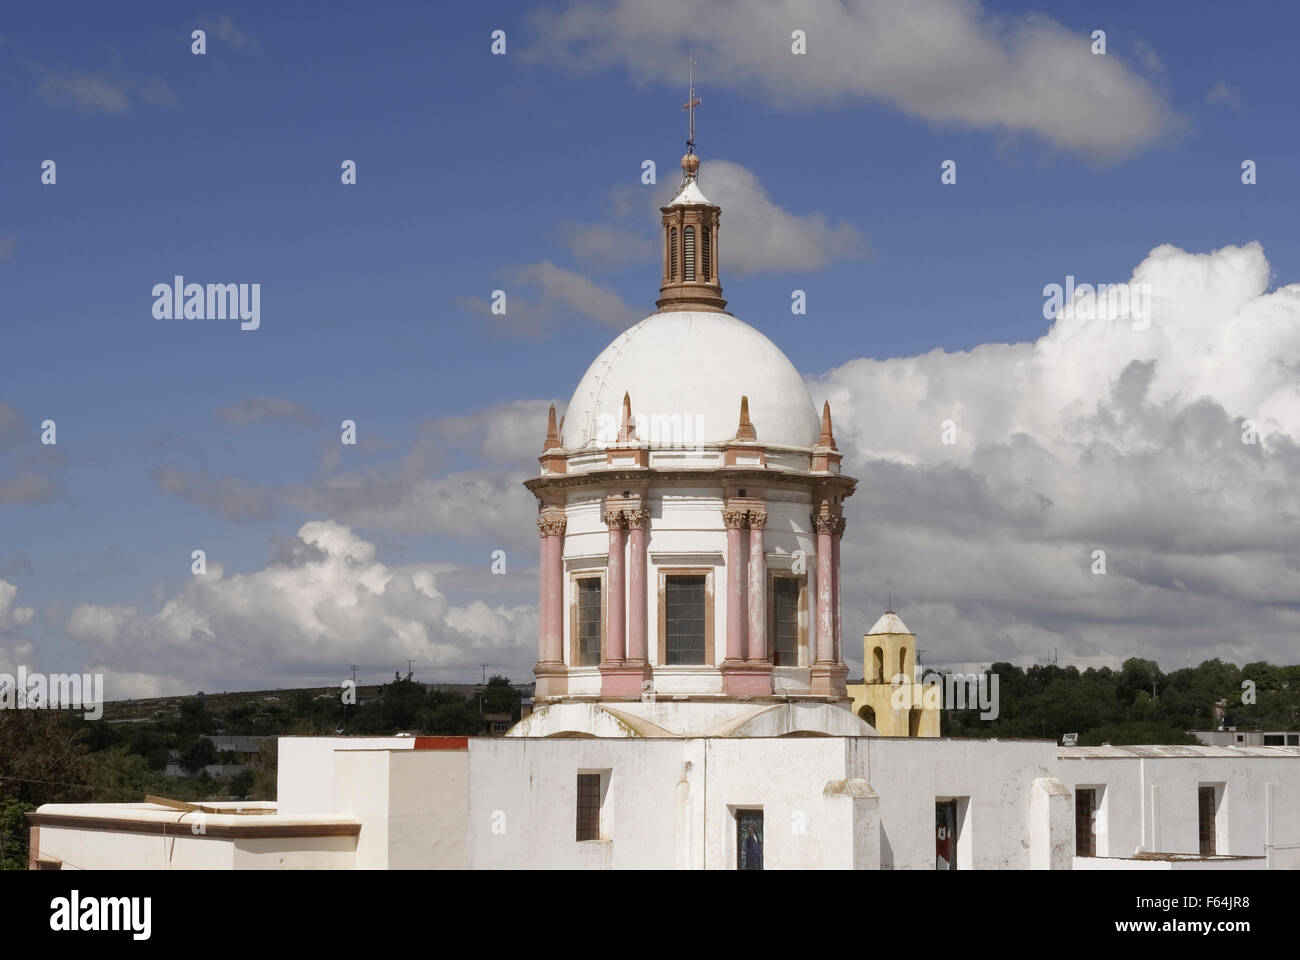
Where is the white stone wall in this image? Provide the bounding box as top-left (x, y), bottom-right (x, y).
top-left (1057, 754), bottom-right (1300, 858)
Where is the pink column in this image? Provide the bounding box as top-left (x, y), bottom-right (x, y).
top-left (537, 514), bottom-right (565, 663)
top-left (537, 519), bottom-right (550, 664)
top-left (815, 517), bottom-right (834, 663)
top-left (747, 512), bottom-right (767, 660)
top-left (724, 509), bottom-right (747, 660)
top-left (831, 517), bottom-right (844, 662)
top-left (627, 510), bottom-right (648, 661)
top-left (545, 528), bottom-right (564, 662)
top-left (606, 513), bottom-right (626, 662)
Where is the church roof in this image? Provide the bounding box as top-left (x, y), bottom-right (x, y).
top-left (867, 611), bottom-right (912, 635)
top-left (668, 177), bottom-right (714, 206)
top-left (559, 310), bottom-right (821, 449)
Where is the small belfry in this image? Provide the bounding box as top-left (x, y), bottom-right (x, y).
top-left (656, 58), bottom-right (727, 314)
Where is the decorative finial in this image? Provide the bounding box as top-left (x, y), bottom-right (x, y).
top-left (887, 591), bottom-right (893, 615)
top-left (683, 54), bottom-right (700, 156)
top-left (736, 395), bottom-right (756, 441)
top-left (681, 54), bottom-right (702, 183)
top-left (617, 391), bottom-right (635, 442)
top-left (819, 401), bottom-right (838, 450)
top-left (543, 403), bottom-right (560, 450)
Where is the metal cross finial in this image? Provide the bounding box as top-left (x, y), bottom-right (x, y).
top-left (683, 54), bottom-right (701, 153)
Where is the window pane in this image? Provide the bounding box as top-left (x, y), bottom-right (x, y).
top-left (683, 227), bottom-right (695, 281)
top-left (577, 578), bottom-right (602, 666)
top-left (576, 773), bottom-right (601, 841)
top-left (1075, 788), bottom-right (1096, 857)
top-left (665, 575), bottom-right (706, 664)
top-left (772, 577), bottom-right (799, 665)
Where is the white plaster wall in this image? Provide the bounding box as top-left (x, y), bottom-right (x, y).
top-left (468, 737), bottom-right (692, 869)
top-left (702, 738), bottom-right (852, 869)
top-left (231, 837), bottom-right (356, 869)
top-left (278, 737), bottom-right (416, 816)
top-left (388, 750), bottom-right (469, 869)
top-left (851, 737), bottom-right (1059, 869)
top-left (1058, 756), bottom-right (1300, 857)
top-left (38, 826), bottom-right (235, 869)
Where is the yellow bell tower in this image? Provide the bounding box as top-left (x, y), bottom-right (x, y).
top-left (847, 611), bottom-right (940, 737)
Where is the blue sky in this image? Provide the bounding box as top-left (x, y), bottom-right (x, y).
top-left (2, 1), bottom-right (1298, 694)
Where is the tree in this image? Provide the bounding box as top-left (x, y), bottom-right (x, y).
top-left (178, 736), bottom-right (217, 774)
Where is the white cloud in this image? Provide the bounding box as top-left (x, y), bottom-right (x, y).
top-left (699, 159), bottom-right (867, 272)
top-left (813, 242), bottom-right (1300, 670)
top-left (528, 0), bottom-right (1180, 162)
top-left (65, 521), bottom-right (538, 693)
top-left (36, 71), bottom-right (177, 112)
top-left (1205, 81), bottom-right (1243, 109)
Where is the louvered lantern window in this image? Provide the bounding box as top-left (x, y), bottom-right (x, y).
top-left (669, 228), bottom-right (678, 279)
top-left (683, 226), bottom-right (696, 281)
top-left (702, 226), bottom-right (711, 280)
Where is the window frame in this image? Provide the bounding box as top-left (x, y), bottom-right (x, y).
top-left (569, 571), bottom-right (606, 667)
top-left (767, 571), bottom-right (807, 667)
top-left (657, 567), bottom-right (715, 666)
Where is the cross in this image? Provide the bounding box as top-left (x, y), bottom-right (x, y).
top-left (683, 55), bottom-right (701, 152)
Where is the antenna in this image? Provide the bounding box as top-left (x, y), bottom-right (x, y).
top-left (683, 54), bottom-right (701, 154)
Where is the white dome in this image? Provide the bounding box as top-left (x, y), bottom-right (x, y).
top-left (561, 311), bottom-right (820, 449)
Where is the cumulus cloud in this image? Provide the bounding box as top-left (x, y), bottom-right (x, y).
top-left (65, 521), bottom-right (538, 693)
top-left (461, 262), bottom-right (640, 336)
top-left (700, 159), bottom-right (867, 272)
top-left (156, 399), bottom-right (554, 551)
top-left (812, 242), bottom-right (1300, 670)
top-left (528, 0), bottom-right (1180, 162)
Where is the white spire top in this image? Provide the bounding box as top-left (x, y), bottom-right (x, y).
top-left (668, 177), bottom-right (713, 206)
top-left (867, 611), bottom-right (912, 636)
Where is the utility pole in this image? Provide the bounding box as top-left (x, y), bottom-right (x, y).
top-left (348, 664), bottom-right (359, 685)
top-left (405, 659), bottom-right (415, 678)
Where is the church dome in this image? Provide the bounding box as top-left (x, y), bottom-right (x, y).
top-left (560, 310), bottom-right (821, 449)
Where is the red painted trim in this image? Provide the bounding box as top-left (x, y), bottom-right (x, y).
top-left (412, 736), bottom-right (469, 750)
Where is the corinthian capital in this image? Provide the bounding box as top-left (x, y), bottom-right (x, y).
top-left (812, 515), bottom-right (837, 535)
top-left (626, 509), bottom-right (651, 530)
top-left (722, 509), bottom-right (749, 530)
top-left (537, 511), bottom-right (567, 538)
top-left (747, 510), bottom-right (767, 529)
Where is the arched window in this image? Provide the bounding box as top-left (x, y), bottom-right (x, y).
top-left (683, 226), bottom-right (695, 281)
top-left (669, 228), bottom-right (678, 280)
top-left (909, 708), bottom-right (922, 737)
top-left (858, 705), bottom-right (876, 728)
top-left (872, 646), bottom-right (884, 683)
top-left (702, 225), bottom-right (711, 279)
top-left (899, 647), bottom-right (908, 679)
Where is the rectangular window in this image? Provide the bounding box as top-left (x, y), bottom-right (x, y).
top-left (771, 576), bottom-right (800, 666)
top-left (1263, 734), bottom-right (1284, 745)
top-left (736, 809), bottom-right (763, 870)
top-left (935, 800), bottom-right (958, 870)
top-left (576, 577), bottom-right (602, 666)
top-left (665, 575), bottom-right (706, 664)
top-left (1198, 785), bottom-right (1217, 855)
top-left (1075, 788), bottom-right (1097, 857)
top-left (576, 773), bottom-right (602, 841)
